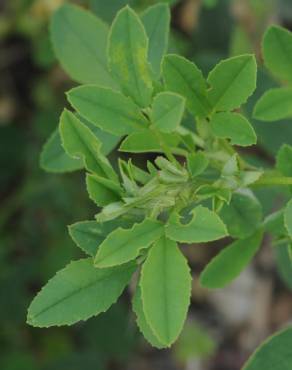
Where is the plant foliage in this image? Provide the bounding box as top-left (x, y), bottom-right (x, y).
top-left (28, 3), bottom-right (292, 359)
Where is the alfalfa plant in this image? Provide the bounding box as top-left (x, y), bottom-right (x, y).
top-left (28, 3), bottom-right (292, 366)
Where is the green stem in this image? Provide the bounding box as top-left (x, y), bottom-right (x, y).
top-left (253, 175), bottom-right (292, 186)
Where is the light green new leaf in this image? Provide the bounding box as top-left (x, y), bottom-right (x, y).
top-left (141, 3), bottom-right (170, 78)
top-left (86, 173), bottom-right (122, 207)
top-left (59, 109), bottom-right (117, 180)
top-left (165, 206), bottom-right (228, 243)
top-left (119, 130), bottom-right (180, 154)
top-left (242, 327), bottom-right (292, 370)
top-left (276, 144), bottom-right (292, 176)
top-left (210, 112), bottom-right (256, 147)
top-left (40, 128), bottom-right (84, 173)
top-left (108, 6), bottom-right (153, 107)
top-left (69, 219), bottom-right (133, 257)
top-left (220, 190), bottom-right (262, 239)
top-left (151, 92), bottom-right (185, 133)
top-left (200, 229), bottom-right (263, 289)
top-left (253, 88), bottom-right (292, 121)
top-left (140, 236), bottom-right (192, 346)
top-left (50, 4), bottom-right (117, 88)
top-left (27, 258), bottom-right (135, 327)
top-left (94, 218), bottom-right (163, 268)
top-left (132, 285), bottom-right (165, 349)
top-left (162, 54), bottom-right (211, 118)
top-left (187, 152), bottom-right (209, 177)
top-left (207, 54), bottom-right (257, 111)
top-left (284, 199), bottom-right (292, 238)
top-left (263, 25), bottom-right (292, 83)
top-left (67, 85), bottom-right (147, 136)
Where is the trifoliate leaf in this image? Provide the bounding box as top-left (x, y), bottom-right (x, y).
top-left (186, 152), bottom-right (209, 177)
top-left (207, 54), bottom-right (257, 111)
top-left (59, 109), bottom-right (117, 180)
top-left (108, 6), bottom-right (153, 107)
top-left (242, 327), bottom-right (292, 370)
top-left (140, 236), bottom-right (192, 346)
top-left (86, 173), bottom-right (122, 207)
top-left (253, 87), bottom-right (292, 122)
top-left (200, 229), bottom-right (263, 289)
top-left (141, 3), bottom-right (170, 79)
top-left (69, 219), bottom-right (132, 257)
top-left (67, 85), bottom-right (147, 136)
top-left (132, 285), bottom-right (165, 348)
top-left (210, 112), bottom-right (256, 146)
top-left (40, 128), bottom-right (83, 173)
top-left (27, 258), bottom-right (135, 327)
top-left (263, 25), bottom-right (292, 83)
top-left (94, 218), bottom-right (164, 268)
top-left (151, 92), bottom-right (185, 133)
top-left (220, 190), bottom-right (262, 239)
top-left (50, 4), bottom-right (117, 88)
top-left (162, 54), bottom-right (210, 118)
top-left (165, 206), bottom-right (228, 243)
top-left (119, 130), bottom-right (180, 153)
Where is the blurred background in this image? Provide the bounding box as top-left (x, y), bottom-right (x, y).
top-left (0, 0), bottom-right (292, 369)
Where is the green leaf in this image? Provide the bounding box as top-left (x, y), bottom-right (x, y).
top-left (207, 54), bottom-right (257, 111)
top-left (119, 130), bottom-right (180, 153)
top-left (40, 128), bottom-right (84, 173)
top-left (200, 229), bottom-right (263, 289)
top-left (95, 202), bottom-right (128, 223)
top-left (141, 3), bottom-right (170, 78)
top-left (165, 205), bottom-right (228, 243)
top-left (83, 120), bottom-right (120, 155)
top-left (50, 4), bottom-right (117, 88)
top-left (242, 327), bottom-right (292, 370)
top-left (27, 258), bottom-right (135, 327)
top-left (284, 199), bottom-right (292, 238)
top-left (140, 236), bottom-right (192, 346)
top-left (263, 210), bottom-right (286, 237)
top-left (59, 109), bottom-right (117, 180)
top-left (67, 85), bottom-right (147, 136)
top-left (94, 218), bottom-right (164, 268)
top-left (151, 92), bottom-right (185, 133)
top-left (90, 0), bottom-right (130, 23)
top-left (275, 244), bottom-right (292, 290)
top-left (132, 285), bottom-right (165, 349)
top-left (108, 6), bottom-right (153, 107)
top-left (186, 152), bottom-right (209, 177)
top-left (253, 88), bottom-right (292, 121)
top-left (276, 144), bottom-right (292, 176)
top-left (162, 54), bottom-right (210, 118)
top-left (263, 25), bottom-right (292, 83)
top-left (86, 173), bottom-right (122, 207)
top-left (222, 154), bottom-right (239, 177)
top-left (210, 112), bottom-right (256, 147)
top-left (220, 190), bottom-right (262, 239)
top-left (69, 219), bottom-right (133, 256)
